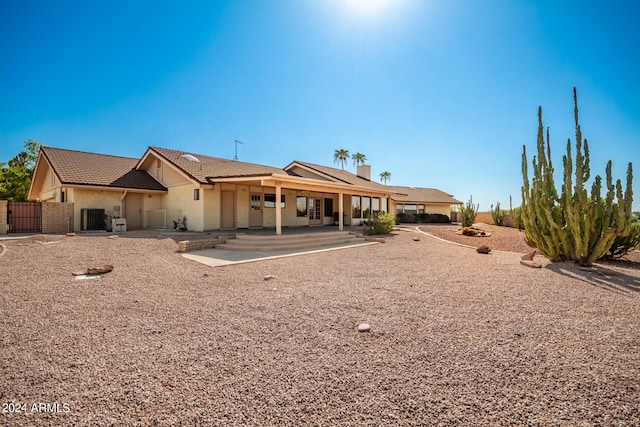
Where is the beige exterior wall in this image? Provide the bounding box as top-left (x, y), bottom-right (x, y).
top-left (424, 204), bottom-right (452, 216)
top-left (164, 184), bottom-right (204, 232)
top-left (69, 189), bottom-right (123, 231)
top-left (203, 186), bottom-right (220, 231)
top-left (0, 201), bottom-right (7, 234)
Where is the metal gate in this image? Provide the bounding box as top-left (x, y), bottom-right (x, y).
top-left (7, 201), bottom-right (42, 233)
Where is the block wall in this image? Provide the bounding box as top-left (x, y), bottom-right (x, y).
top-left (0, 201), bottom-right (7, 234)
top-left (42, 202), bottom-right (74, 234)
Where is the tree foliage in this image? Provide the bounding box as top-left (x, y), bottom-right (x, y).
top-left (379, 171), bottom-right (391, 185)
top-left (521, 88), bottom-right (633, 266)
top-left (333, 149), bottom-right (350, 170)
top-left (0, 140), bottom-right (42, 201)
top-left (352, 152), bottom-right (366, 166)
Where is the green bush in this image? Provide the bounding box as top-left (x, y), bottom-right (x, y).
top-left (364, 212), bottom-right (396, 235)
top-left (417, 213), bottom-right (451, 223)
top-left (461, 227), bottom-right (478, 236)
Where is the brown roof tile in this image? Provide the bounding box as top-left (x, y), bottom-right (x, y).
top-left (285, 161), bottom-right (394, 192)
top-left (149, 147), bottom-right (286, 183)
top-left (389, 186), bottom-right (462, 204)
top-left (42, 147), bottom-right (166, 191)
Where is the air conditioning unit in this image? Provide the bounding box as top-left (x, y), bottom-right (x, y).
top-left (80, 208), bottom-right (106, 231)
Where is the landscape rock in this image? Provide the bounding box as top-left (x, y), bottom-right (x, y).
top-left (520, 260), bottom-right (542, 268)
top-left (358, 323), bottom-right (371, 332)
top-left (476, 245), bottom-right (491, 254)
top-left (72, 265), bottom-right (114, 276)
top-left (521, 249), bottom-right (537, 261)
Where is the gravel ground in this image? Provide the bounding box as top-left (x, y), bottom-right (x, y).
top-left (1, 229), bottom-right (639, 426)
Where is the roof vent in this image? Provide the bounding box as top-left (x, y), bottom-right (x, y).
top-left (181, 154), bottom-right (200, 162)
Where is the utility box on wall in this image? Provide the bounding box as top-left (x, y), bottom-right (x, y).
top-left (112, 218), bottom-right (127, 232)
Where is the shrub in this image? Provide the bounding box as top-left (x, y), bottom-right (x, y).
top-left (461, 227), bottom-right (478, 236)
top-left (460, 196), bottom-right (479, 228)
top-left (364, 212), bottom-right (396, 235)
top-left (416, 213), bottom-right (451, 223)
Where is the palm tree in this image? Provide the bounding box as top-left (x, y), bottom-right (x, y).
top-left (333, 149), bottom-right (350, 170)
top-left (352, 152), bottom-right (366, 166)
top-left (379, 171), bottom-right (391, 185)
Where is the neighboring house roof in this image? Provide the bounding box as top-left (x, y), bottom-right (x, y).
top-left (147, 147), bottom-right (286, 183)
top-left (285, 161), bottom-right (394, 193)
top-left (40, 146), bottom-right (166, 191)
top-left (389, 186), bottom-right (462, 205)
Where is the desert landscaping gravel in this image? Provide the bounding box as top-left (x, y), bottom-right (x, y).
top-left (1, 226), bottom-right (639, 426)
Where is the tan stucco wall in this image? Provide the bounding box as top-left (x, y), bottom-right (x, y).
top-left (69, 189), bottom-right (123, 231)
top-left (203, 186), bottom-right (220, 230)
top-left (164, 184), bottom-right (204, 231)
top-left (143, 157), bottom-right (191, 187)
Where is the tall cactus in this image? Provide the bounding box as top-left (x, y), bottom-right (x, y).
top-left (521, 88), bottom-right (634, 266)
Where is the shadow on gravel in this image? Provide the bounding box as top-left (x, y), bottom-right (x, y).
top-left (546, 261), bottom-right (640, 294)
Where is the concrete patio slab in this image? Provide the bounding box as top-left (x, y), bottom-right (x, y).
top-left (181, 240), bottom-right (378, 267)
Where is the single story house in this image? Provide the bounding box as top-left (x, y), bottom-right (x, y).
top-left (28, 146), bottom-right (397, 234)
top-left (29, 146), bottom-right (464, 232)
top-left (389, 186), bottom-right (463, 219)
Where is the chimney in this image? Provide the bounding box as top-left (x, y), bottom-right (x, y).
top-left (356, 164), bottom-right (371, 181)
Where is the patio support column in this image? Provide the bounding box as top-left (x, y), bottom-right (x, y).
top-left (338, 192), bottom-right (344, 231)
top-left (275, 183), bottom-right (282, 235)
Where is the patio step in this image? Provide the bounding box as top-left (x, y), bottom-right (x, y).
top-left (215, 231), bottom-right (365, 252)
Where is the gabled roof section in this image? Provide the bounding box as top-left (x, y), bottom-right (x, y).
top-left (40, 146), bottom-right (166, 190)
top-left (146, 147), bottom-right (286, 183)
top-left (389, 186), bottom-right (463, 204)
top-left (285, 161), bottom-right (393, 193)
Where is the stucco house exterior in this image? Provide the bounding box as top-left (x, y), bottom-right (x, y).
top-left (28, 146), bottom-right (464, 232)
top-left (389, 186), bottom-right (463, 219)
top-left (29, 146), bottom-right (397, 233)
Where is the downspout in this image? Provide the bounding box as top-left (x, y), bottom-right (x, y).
top-left (120, 190), bottom-right (128, 218)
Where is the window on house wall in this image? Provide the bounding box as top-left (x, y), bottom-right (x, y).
top-left (352, 196), bottom-right (361, 219)
top-left (382, 198), bottom-right (388, 213)
top-left (397, 204), bottom-right (404, 214)
top-left (418, 205), bottom-right (425, 214)
top-left (324, 198), bottom-right (333, 217)
top-left (194, 189), bottom-right (200, 200)
top-left (362, 196), bottom-right (371, 219)
top-left (372, 197), bottom-right (380, 214)
top-left (296, 196), bottom-right (307, 217)
top-left (404, 204), bottom-right (417, 215)
top-left (264, 194), bottom-right (285, 208)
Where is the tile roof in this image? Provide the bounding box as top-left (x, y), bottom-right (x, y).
top-left (389, 186), bottom-right (462, 204)
top-left (286, 161), bottom-right (394, 193)
top-left (41, 146), bottom-right (166, 191)
top-left (148, 147), bottom-right (286, 183)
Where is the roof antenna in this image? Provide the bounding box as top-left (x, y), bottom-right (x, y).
top-left (234, 139), bottom-right (244, 161)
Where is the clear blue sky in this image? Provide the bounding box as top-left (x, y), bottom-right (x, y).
top-left (1, 0), bottom-right (638, 211)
